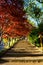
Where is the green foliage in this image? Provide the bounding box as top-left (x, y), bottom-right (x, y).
top-left (26, 3), bottom-right (41, 20)
top-left (28, 30), bottom-right (40, 47)
top-left (30, 29), bottom-right (38, 38)
top-left (28, 22), bottom-right (43, 47)
top-left (30, 28), bottom-right (39, 36)
top-left (24, 0), bottom-right (43, 26)
top-left (38, 22), bottom-right (43, 33)
top-left (24, 0), bottom-right (43, 47)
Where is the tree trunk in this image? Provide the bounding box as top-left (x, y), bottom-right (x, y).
top-left (39, 34), bottom-right (42, 51)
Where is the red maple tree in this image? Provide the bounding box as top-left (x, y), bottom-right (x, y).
top-left (0, 0), bottom-right (33, 38)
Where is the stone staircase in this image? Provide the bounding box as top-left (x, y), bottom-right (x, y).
top-left (4, 40), bottom-right (42, 57)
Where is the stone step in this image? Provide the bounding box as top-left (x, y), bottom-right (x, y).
top-left (4, 40), bottom-right (42, 57)
top-left (10, 47), bottom-right (40, 52)
top-left (5, 49), bottom-right (41, 55)
top-left (6, 47), bottom-right (40, 53)
top-left (4, 52), bottom-right (43, 57)
top-left (2, 56), bottom-right (43, 62)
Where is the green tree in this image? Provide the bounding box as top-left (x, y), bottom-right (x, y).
top-left (24, 0), bottom-right (43, 26)
top-left (28, 22), bottom-right (43, 48)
